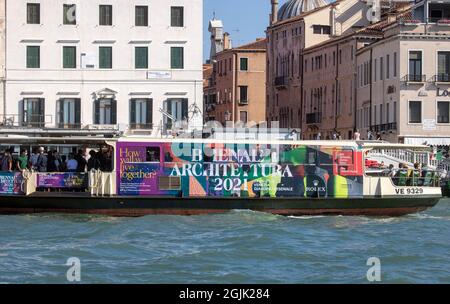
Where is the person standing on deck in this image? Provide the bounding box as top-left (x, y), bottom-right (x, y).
top-left (16, 149), bottom-right (29, 171)
top-left (1, 150), bottom-right (13, 172)
top-left (354, 129), bottom-right (361, 141)
top-left (35, 147), bottom-right (47, 172)
top-left (75, 150), bottom-right (87, 173)
top-left (66, 154), bottom-right (78, 173)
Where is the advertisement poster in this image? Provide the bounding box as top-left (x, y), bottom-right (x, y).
top-left (37, 173), bottom-right (88, 188)
top-left (117, 144), bottom-right (161, 195)
top-left (117, 142), bottom-right (364, 199)
top-left (0, 172), bottom-right (24, 195)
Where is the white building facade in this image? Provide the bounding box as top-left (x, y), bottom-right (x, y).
top-left (1, 0), bottom-right (203, 136)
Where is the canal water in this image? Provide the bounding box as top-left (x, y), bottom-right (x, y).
top-left (0, 199), bottom-right (449, 284)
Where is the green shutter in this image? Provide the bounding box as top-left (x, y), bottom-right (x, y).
top-left (146, 99), bottom-right (153, 126)
top-left (27, 46), bottom-right (40, 68)
top-left (94, 100), bottom-right (100, 124)
top-left (63, 46), bottom-right (76, 69)
top-left (171, 47), bottom-right (183, 69)
top-left (130, 99), bottom-right (136, 125)
top-left (135, 47), bottom-right (148, 69)
top-left (111, 100), bottom-right (117, 124)
top-left (240, 58), bottom-right (248, 71)
top-left (171, 7), bottom-right (184, 27)
top-left (99, 47), bottom-right (112, 69)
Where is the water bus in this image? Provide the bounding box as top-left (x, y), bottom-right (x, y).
top-left (0, 136), bottom-right (442, 216)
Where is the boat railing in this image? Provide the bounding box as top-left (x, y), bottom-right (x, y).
top-left (368, 148), bottom-right (430, 167)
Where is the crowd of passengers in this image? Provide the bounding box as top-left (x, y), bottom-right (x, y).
top-left (0, 146), bottom-right (113, 173)
top-left (367, 161), bottom-right (438, 186)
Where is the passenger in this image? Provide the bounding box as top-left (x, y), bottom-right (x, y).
top-left (59, 155), bottom-right (68, 172)
top-left (87, 150), bottom-right (101, 171)
top-left (47, 151), bottom-right (57, 172)
top-left (54, 150), bottom-right (62, 172)
top-left (30, 148), bottom-right (39, 170)
top-left (35, 147), bottom-right (48, 172)
top-left (395, 163), bottom-right (408, 186)
top-left (75, 150), bottom-right (87, 173)
top-left (16, 149), bottom-right (29, 171)
top-left (1, 150), bottom-right (13, 172)
top-left (66, 154), bottom-right (78, 173)
top-left (387, 164), bottom-right (396, 177)
top-left (409, 163), bottom-right (421, 186)
top-left (376, 132), bottom-right (382, 141)
top-left (367, 129), bottom-right (374, 141)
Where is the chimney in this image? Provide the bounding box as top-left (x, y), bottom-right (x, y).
top-left (387, 12), bottom-right (397, 24)
top-left (223, 32), bottom-right (232, 50)
top-left (270, 0), bottom-right (279, 25)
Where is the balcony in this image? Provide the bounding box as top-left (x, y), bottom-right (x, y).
top-left (434, 74), bottom-right (450, 84)
top-left (129, 123), bottom-right (153, 130)
top-left (57, 123), bottom-right (81, 129)
top-left (306, 112), bottom-right (322, 124)
top-left (402, 74), bottom-right (426, 84)
top-left (274, 76), bottom-right (288, 89)
top-left (372, 123), bottom-right (397, 133)
top-left (0, 114), bottom-right (52, 128)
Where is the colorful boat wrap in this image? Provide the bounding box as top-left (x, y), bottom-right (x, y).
top-left (116, 141), bottom-right (364, 199)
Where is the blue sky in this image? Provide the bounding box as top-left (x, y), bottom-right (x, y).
top-left (203, 0), bottom-right (271, 62)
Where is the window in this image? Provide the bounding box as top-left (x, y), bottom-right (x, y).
top-left (159, 176), bottom-right (181, 190)
top-left (63, 4), bottom-right (76, 25)
top-left (438, 101), bottom-right (450, 123)
top-left (374, 58), bottom-right (377, 81)
top-left (386, 54), bottom-right (390, 79)
top-left (22, 98), bottom-right (45, 127)
top-left (99, 47), bottom-right (112, 69)
top-left (409, 101), bottom-right (422, 124)
top-left (240, 111), bottom-right (248, 123)
top-left (130, 98), bottom-right (153, 128)
top-left (170, 47), bottom-right (184, 69)
top-left (313, 25), bottom-right (330, 34)
top-left (99, 5), bottom-right (113, 26)
top-left (239, 86), bottom-right (248, 102)
top-left (27, 3), bottom-right (40, 24)
top-left (240, 58), bottom-right (248, 71)
top-left (171, 6), bottom-right (184, 27)
top-left (394, 52), bottom-right (397, 77)
top-left (437, 51), bottom-right (450, 82)
top-left (380, 57), bottom-right (384, 81)
top-left (63, 46), bottom-right (76, 69)
top-left (57, 98), bottom-right (80, 128)
top-left (135, 6), bottom-right (148, 26)
top-left (164, 99), bottom-right (188, 129)
top-left (146, 147), bottom-right (160, 162)
top-left (27, 46), bottom-right (40, 68)
top-left (409, 51), bottom-right (422, 80)
top-left (135, 47), bottom-right (148, 69)
top-left (94, 99), bottom-right (116, 125)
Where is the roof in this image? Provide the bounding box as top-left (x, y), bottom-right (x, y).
top-left (215, 38), bottom-right (267, 57)
top-left (278, 0), bottom-right (329, 21)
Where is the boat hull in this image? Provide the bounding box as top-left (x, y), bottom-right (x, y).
top-left (0, 194), bottom-right (442, 217)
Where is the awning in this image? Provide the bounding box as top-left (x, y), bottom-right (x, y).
top-left (404, 137), bottom-right (450, 146)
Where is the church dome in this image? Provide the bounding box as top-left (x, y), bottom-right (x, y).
top-left (278, 0), bottom-right (329, 21)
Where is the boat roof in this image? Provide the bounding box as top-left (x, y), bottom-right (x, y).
top-left (0, 136), bottom-right (432, 151)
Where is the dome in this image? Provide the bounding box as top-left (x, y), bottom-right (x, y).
top-left (278, 0), bottom-right (329, 21)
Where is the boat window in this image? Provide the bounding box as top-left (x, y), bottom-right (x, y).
top-left (164, 151), bottom-right (173, 163)
top-left (146, 147), bottom-right (160, 162)
top-left (159, 176), bottom-right (181, 190)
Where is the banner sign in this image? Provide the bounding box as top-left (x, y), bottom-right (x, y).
top-left (117, 142), bottom-right (364, 199)
top-left (0, 172), bottom-right (24, 195)
top-left (117, 145), bottom-right (160, 195)
top-left (37, 173), bottom-right (88, 188)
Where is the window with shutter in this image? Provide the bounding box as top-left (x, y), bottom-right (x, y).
top-left (63, 46), bottom-right (76, 69)
top-left (135, 6), bottom-right (148, 26)
top-left (171, 47), bottom-right (184, 69)
top-left (27, 3), bottom-right (40, 24)
top-left (99, 5), bottom-right (113, 26)
top-left (135, 47), bottom-right (148, 69)
top-left (27, 46), bottom-right (40, 68)
top-left (171, 7), bottom-right (184, 27)
top-left (63, 4), bottom-right (76, 25)
top-left (99, 47), bottom-right (112, 69)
